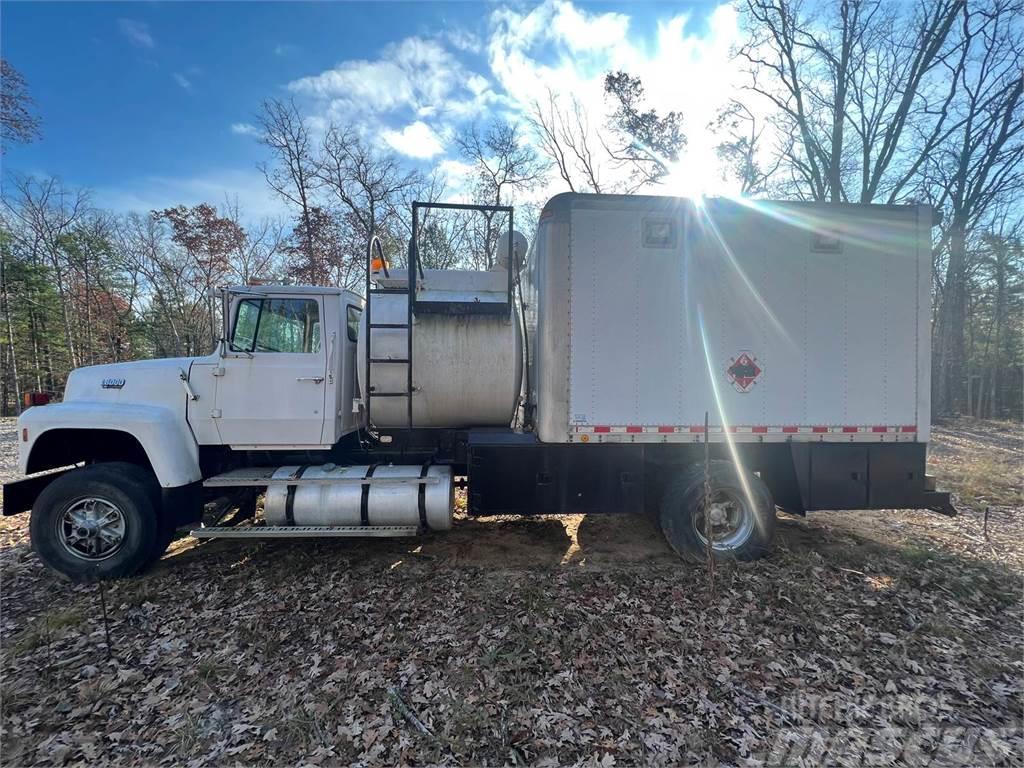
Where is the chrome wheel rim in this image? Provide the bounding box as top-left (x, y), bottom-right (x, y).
top-left (693, 489), bottom-right (754, 551)
top-left (57, 497), bottom-right (126, 561)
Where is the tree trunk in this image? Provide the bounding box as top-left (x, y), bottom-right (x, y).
top-left (937, 223), bottom-right (968, 415)
top-left (991, 263), bottom-right (1006, 417)
top-left (28, 309), bottom-right (42, 391)
top-left (0, 253), bottom-right (22, 414)
top-left (51, 262), bottom-right (79, 370)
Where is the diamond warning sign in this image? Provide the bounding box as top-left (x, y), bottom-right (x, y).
top-left (726, 352), bottom-right (761, 393)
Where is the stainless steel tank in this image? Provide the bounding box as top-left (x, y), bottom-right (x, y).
top-left (264, 464), bottom-right (453, 530)
top-left (357, 267), bottom-right (523, 429)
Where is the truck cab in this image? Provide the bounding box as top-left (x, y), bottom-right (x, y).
top-left (189, 286), bottom-right (364, 449)
top-left (6, 285), bottom-right (366, 580)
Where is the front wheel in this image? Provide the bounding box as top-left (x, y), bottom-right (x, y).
top-left (30, 463), bottom-right (160, 582)
top-left (659, 460), bottom-right (776, 563)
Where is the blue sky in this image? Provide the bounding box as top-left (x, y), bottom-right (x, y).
top-left (2, 1), bottom-right (740, 219)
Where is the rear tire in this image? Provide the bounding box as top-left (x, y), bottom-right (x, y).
top-left (30, 463), bottom-right (160, 582)
top-left (659, 460), bottom-right (776, 563)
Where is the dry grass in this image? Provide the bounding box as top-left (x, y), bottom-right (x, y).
top-left (930, 418), bottom-right (1023, 508)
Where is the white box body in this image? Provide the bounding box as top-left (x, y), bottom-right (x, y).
top-left (525, 193), bottom-right (933, 445)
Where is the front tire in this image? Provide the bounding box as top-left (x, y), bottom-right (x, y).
top-left (30, 463), bottom-right (160, 582)
top-left (659, 460), bottom-right (776, 563)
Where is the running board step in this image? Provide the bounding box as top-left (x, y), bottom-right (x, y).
top-left (192, 525), bottom-right (420, 539)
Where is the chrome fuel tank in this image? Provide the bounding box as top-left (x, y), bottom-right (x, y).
top-left (264, 464), bottom-right (453, 530)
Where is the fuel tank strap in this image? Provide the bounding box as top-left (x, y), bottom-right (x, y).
top-left (284, 465), bottom-right (310, 526)
top-left (417, 461), bottom-right (433, 531)
top-left (360, 464), bottom-right (379, 526)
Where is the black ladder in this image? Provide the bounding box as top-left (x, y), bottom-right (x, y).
top-left (364, 235), bottom-right (414, 432)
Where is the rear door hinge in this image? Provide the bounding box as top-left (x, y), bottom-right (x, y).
top-left (210, 409), bottom-right (222, 418)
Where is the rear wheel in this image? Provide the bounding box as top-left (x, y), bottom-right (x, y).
top-left (30, 463), bottom-right (160, 582)
top-left (659, 460), bottom-right (776, 563)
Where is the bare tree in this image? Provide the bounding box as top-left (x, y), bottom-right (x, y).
top-left (737, 0), bottom-right (965, 203)
top-left (3, 176), bottom-right (91, 368)
top-left (456, 120), bottom-right (548, 267)
top-left (1, 59), bottom-right (41, 151)
top-left (114, 209), bottom-right (211, 357)
top-left (456, 120), bottom-right (548, 206)
top-left (221, 196), bottom-right (286, 285)
top-left (315, 125), bottom-right (425, 287)
top-left (256, 98), bottom-right (320, 267)
top-left (710, 100), bottom-right (784, 195)
top-left (967, 216), bottom-right (1023, 417)
top-left (317, 126), bottom-right (421, 242)
top-left (925, 0), bottom-right (1023, 414)
top-left (0, 227), bottom-right (22, 411)
top-left (529, 89), bottom-right (605, 193)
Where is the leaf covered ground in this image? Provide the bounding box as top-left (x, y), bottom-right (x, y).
top-left (0, 419), bottom-right (1021, 766)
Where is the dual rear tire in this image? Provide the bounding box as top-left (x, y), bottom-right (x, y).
top-left (30, 463), bottom-right (173, 582)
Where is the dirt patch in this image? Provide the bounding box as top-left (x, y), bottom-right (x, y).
top-left (1, 418), bottom-right (1021, 765)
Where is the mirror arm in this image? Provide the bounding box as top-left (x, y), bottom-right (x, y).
top-left (219, 287), bottom-right (230, 357)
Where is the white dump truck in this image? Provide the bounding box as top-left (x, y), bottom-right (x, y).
top-left (4, 193), bottom-right (954, 581)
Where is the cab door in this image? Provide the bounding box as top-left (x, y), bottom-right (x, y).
top-left (214, 294), bottom-right (328, 447)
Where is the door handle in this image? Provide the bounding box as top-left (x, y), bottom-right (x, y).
top-left (297, 376), bottom-right (325, 383)
top-left (327, 331), bottom-right (336, 385)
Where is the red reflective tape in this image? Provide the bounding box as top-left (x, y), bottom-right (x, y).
top-left (593, 426), bottom-right (611, 433)
top-left (626, 426), bottom-right (642, 433)
top-left (900, 425), bottom-right (917, 433)
top-left (782, 426), bottom-right (798, 433)
top-left (812, 426), bottom-right (829, 433)
top-left (752, 426), bottom-right (768, 433)
top-left (842, 426), bottom-right (859, 433)
top-left (657, 426), bottom-right (675, 433)
top-left (689, 426), bottom-right (704, 433)
top-left (872, 426), bottom-right (888, 433)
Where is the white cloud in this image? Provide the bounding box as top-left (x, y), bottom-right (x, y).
top-left (173, 73), bottom-right (192, 91)
top-left (118, 18), bottom-right (154, 49)
top-left (288, 37), bottom-right (462, 116)
top-left (550, 2), bottom-right (631, 52)
top-left (278, 1), bottom-right (744, 200)
top-left (274, 43), bottom-right (297, 57)
top-left (466, 74), bottom-right (490, 97)
top-left (435, 159), bottom-right (476, 199)
top-left (231, 122), bottom-right (258, 136)
top-left (381, 121), bottom-right (444, 159)
top-left (95, 169), bottom-right (287, 221)
top-left (446, 28), bottom-right (483, 54)
top-left (485, 0), bottom-right (745, 196)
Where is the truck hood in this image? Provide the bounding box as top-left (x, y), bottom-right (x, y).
top-left (63, 357), bottom-right (200, 407)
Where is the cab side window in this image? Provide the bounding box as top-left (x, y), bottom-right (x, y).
top-left (231, 298), bottom-right (321, 353)
top-left (346, 305), bottom-right (362, 342)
